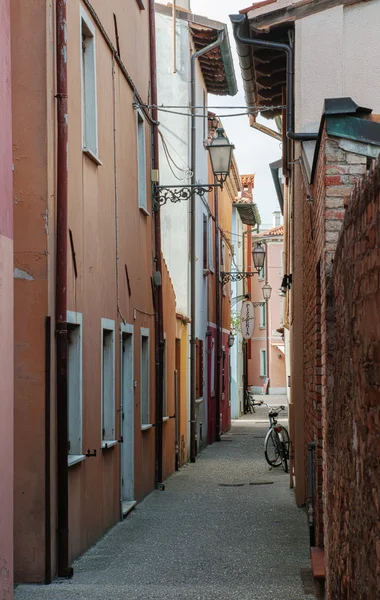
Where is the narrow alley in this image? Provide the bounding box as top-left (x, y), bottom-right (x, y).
top-left (15, 401), bottom-right (318, 600)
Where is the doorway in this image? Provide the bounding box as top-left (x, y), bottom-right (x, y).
top-left (120, 324), bottom-right (135, 517)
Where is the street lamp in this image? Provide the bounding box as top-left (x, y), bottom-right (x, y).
top-left (208, 128), bottom-right (234, 187)
top-left (252, 242), bottom-right (266, 272)
top-left (228, 332), bottom-right (235, 348)
top-left (221, 242), bottom-right (267, 285)
top-left (262, 282), bottom-right (272, 301)
top-left (153, 128), bottom-right (235, 209)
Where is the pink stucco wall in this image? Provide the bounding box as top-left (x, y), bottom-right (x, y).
top-left (250, 236), bottom-right (286, 393)
top-left (0, 0), bottom-right (14, 598)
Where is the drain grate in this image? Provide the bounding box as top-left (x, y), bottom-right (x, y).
top-left (219, 483), bottom-right (245, 487)
top-left (249, 481), bottom-right (274, 486)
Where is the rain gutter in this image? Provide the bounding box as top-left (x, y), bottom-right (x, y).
top-left (230, 14), bottom-right (318, 143)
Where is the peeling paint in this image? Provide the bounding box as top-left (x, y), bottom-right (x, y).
top-left (14, 268), bottom-right (35, 281)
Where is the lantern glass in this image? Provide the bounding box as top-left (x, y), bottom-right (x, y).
top-left (208, 128), bottom-right (234, 183)
top-left (252, 242), bottom-right (266, 271)
top-left (262, 282), bottom-right (272, 301)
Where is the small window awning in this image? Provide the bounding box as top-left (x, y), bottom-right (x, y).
top-left (233, 202), bottom-right (261, 227)
top-left (272, 343), bottom-right (285, 355)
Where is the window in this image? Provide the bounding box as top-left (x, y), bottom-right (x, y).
top-left (258, 263), bottom-right (265, 280)
top-left (140, 328), bottom-right (150, 426)
top-left (210, 340), bottom-right (215, 395)
top-left (195, 339), bottom-right (204, 399)
top-left (101, 319), bottom-right (116, 445)
top-left (203, 214), bottom-right (208, 272)
top-left (81, 9), bottom-right (98, 159)
top-left (208, 217), bottom-right (214, 272)
top-left (137, 111), bottom-right (147, 212)
top-left (260, 303), bottom-right (266, 328)
top-left (163, 335), bottom-right (168, 418)
top-left (135, 0), bottom-right (145, 8)
top-left (67, 311), bottom-right (83, 465)
top-left (260, 349), bottom-right (267, 377)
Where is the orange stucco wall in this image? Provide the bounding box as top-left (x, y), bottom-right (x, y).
top-left (12, 0), bottom-right (167, 581)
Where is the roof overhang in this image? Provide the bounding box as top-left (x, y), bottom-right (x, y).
top-left (156, 3), bottom-right (238, 96)
top-left (231, 0), bottom-right (373, 120)
top-left (233, 202), bottom-right (261, 227)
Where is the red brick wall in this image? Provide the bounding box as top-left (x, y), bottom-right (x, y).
top-left (324, 159), bottom-right (380, 600)
top-left (302, 130), bottom-right (367, 547)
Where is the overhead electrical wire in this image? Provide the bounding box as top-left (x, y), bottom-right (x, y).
top-left (133, 103), bottom-right (286, 120)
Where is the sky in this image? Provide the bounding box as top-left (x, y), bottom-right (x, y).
top-left (190, 0), bottom-right (282, 226)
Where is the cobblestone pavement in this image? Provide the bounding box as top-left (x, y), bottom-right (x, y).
top-left (15, 400), bottom-right (321, 599)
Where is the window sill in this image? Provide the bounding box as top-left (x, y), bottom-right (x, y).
top-left (139, 205), bottom-right (150, 217)
top-left (163, 416), bottom-right (170, 422)
top-left (68, 454), bottom-right (86, 467)
top-left (141, 423), bottom-right (153, 431)
top-left (259, 326), bottom-right (266, 330)
top-left (83, 147), bottom-right (103, 166)
top-left (195, 398), bottom-right (203, 405)
top-left (203, 269), bottom-right (210, 276)
top-left (102, 440), bottom-right (118, 450)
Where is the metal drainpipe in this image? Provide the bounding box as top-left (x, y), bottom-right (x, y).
top-left (214, 183), bottom-right (221, 443)
top-left (190, 30), bottom-right (225, 463)
top-left (230, 14), bottom-right (318, 143)
top-left (149, 0), bottom-right (165, 489)
top-left (56, 0), bottom-right (72, 578)
top-left (265, 244), bottom-right (270, 391)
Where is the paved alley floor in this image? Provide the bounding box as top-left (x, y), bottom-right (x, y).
top-left (15, 402), bottom-right (318, 600)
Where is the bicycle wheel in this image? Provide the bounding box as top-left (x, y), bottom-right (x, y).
top-left (280, 441), bottom-right (288, 473)
top-left (264, 429), bottom-right (281, 467)
top-left (281, 426), bottom-right (290, 458)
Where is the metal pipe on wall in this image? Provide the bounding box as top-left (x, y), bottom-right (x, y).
top-left (214, 184), bottom-right (221, 442)
top-left (45, 317), bottom-right (52, 584)
top-left (56, 0), bottom-right (72, 579)
top-left (190, 30), bottom-right (225, 462)
top-left (149, 0), bottom-right (165, 489)
top-left (230, 14), bottom-right (318, 143)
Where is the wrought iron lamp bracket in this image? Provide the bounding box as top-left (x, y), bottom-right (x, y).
top-left (221, 271), bottom-right (259, 285)
top-left (152, 183), bottom-right (220, 211)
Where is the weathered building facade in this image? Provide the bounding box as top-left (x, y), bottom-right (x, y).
top-left (12, 0), bottom-right (177, 582)
top-left (232, 0), bottom-right (380, 597)
top-left (0, 0), bottom-right (13, 597)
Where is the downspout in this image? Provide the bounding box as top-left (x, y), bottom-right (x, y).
top-left (190, 30), bottom-right (225, 462)
top-left (149, 0), bottom-right (165, 489)
top-left (230, 14), bottom-right (318, 143)
top-left (265, 244), bottom-right (270, 392)
top-left (214, 184), bottom-right (221, 443)
top-left (56, 0), bottom-right (72, 578)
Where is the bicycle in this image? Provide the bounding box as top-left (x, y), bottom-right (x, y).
top-left (264, 405), bottom-right (290, 473)
top-left (245, 389), bottom-right (264, 414)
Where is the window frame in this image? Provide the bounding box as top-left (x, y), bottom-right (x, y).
top-left (140, 328), bottom-right (151, 428)
top-left (136, 109), bottom-right (148, 214)
top-left (260, 349), bottom-right (267, 378)
top-left (259, 303), bottom-right (267, 328)
top-left (101, 318), bottom-right (116, 447)
top-left (67, 311), bottom-right (84, 466)
top-left (80, 7), bottom-right (99, 162)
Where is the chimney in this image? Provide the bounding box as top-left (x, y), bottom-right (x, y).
top-left (273, 211), bottom-right (281, 228)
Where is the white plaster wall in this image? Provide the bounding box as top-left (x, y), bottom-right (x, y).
top-left (295, 1), bottom-right (380, 134)
top-left (295, 5), bottom-right (344, 133)
top-left (156, 13), bottom-right (191, 316)
top-left (343, 0), bottom-right (380, 113)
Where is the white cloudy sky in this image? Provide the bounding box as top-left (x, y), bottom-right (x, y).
top-left (190, 0), bottom-right (282, 226)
